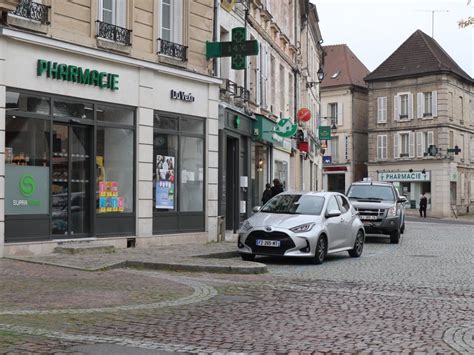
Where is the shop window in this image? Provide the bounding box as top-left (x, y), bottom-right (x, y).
top-left (6, 91), bottom-right (50, 115)
top-left (96, 104), bottom-right (134, 125)
top-left (96, 127), bottom-right (134, 213)
top-left (54, 99), bottom-right (93, 120)
top-left (154, 134), bottom-right (178, 211)
top-left (180, 136), bottom-right (204, 212)
top-left (180, 117), bottom-right (204, 134)
top-left (153, 113), bottom-right (205, 233)
top-left (154, 115), bottom-right (178, 131)
top-left (5, 116), bottom-right (50, 216)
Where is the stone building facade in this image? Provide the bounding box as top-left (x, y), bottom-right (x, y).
top-left (365, 30), bottom-right (474, 217)
top-left (216, 0), bottom-right (324, 233)
top-left (320, 44), bottom-right (369, 193)
top-left (0, 0), bottom-right (221, 256)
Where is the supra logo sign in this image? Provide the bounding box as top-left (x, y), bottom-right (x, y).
top-left (20, 174), bottom-right (36, 197)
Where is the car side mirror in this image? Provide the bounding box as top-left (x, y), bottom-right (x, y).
top-left (398, 197), bottom-right (408, 203)
top-left (252, 206), bottom-right (261, 213)
top-left (326, 209), bottom-right (341, 218)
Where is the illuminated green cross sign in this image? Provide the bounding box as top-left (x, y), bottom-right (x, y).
top-left (206, 27), bottom-right (259, 70)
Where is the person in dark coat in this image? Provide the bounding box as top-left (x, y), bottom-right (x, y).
top-left (271, 179), bottom-right (284, 197)
top-left (261, 183), bottom-right (273, 205)
top-left (419, 193), bottom-right (427, 218)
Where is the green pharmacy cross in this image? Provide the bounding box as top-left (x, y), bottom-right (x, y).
top-left (206, 27), bottom-right (259, 70)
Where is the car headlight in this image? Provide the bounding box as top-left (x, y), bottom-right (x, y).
top-left (239, 220), bottom-right (252, 233)
top-left (290, 223), bottom-right (315, 233)
top-left (387, 206), bottom-right (397, 217)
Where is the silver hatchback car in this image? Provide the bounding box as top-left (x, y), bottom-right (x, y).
top-left (237, 192), bottom-right (365, 264)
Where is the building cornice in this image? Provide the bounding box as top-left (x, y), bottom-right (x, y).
top-left (0, 26), bottom-right (222, 85)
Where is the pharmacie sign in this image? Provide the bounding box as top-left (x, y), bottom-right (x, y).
top-left (36, 59), bottom-right (120, 91)
top-left (378, 171), bottom-right (431, 182)
top-left (5, 166), bottom-right (49, 215)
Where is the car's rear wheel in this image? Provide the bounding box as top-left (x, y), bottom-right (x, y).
top-left (348, 230), bottom-right (364, 257)
top-left (390, 229), bottom-right (400, 244)
top-left (312, 236), bottom-right (327, 265)
top-left (240, 253), bottom-right (255, 261)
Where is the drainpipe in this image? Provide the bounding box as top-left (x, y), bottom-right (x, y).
top-left (212, 0), bottom-right (219, 76)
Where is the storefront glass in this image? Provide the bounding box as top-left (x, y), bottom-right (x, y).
top-left (5, 89), bottom-right (135, 242)
top-left (153, 112), bottom-right (205, 233)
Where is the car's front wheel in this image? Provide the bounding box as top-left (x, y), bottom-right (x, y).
top-left (390, 229), bottom-right (400, 244)
top-left (312, 236), bottom-right (327, 265)
top-left (348, 230), bottom-right (364, 257)
top-left (240, 253), bottom-right (255, 261)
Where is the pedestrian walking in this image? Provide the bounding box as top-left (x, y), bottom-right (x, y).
top-left (271, 179), bottom-right (284, 197)
top-left (261, 183), bottom-right (273, 205)
top-left (419, 193), bottom-right (427, 218)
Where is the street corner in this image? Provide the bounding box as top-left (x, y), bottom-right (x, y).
top-left (0, 259), bottom-right (208, 316)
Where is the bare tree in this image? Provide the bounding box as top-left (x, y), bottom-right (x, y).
top-left (458, 0), bottom-right (473, 28)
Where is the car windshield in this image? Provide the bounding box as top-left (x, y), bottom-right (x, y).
top-left (347, 185), bottom-right (395, 201)
top-left (261, 194), bottom-right (324, 215)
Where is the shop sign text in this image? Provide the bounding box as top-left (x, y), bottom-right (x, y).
top-left (378, 171), bottom-right (431, 182)
top-left (170, 90), bottom-right (195, 102)
top-left (37, 59), bottom-right (119, 91)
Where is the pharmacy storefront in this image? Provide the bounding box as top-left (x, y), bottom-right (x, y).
top-left (0, 31), bottom-right (220, 256)
top-left (378, 170), bottom-right (431, 210)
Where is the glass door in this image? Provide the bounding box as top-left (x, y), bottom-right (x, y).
top-left (52, 123), bottom-right (92, 237)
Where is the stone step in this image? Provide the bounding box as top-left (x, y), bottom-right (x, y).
top-left (54, 243), bottom-right (115, 255)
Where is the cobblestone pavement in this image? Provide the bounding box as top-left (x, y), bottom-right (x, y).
top-left (0, 220), bottom-right (473, 354)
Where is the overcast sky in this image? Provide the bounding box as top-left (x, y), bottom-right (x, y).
top-left (313, 0), bottom-right (473, 77)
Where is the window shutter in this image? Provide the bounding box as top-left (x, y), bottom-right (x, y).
top-left (394, 133), bottom-right (400, 158)
top-left (416, 132), bottom-right (423, 157)
top-left (173, 0), bottom-right (183, 44)
top-left (339, 103), bottom-right (344, 125)
top-left (470, 136), bottom-right (474, 161)
top-left (394, 95), bottom-right (399, 121)
top-left (256, 47), bottom-right (261, 106)
top-left (427, 131), bottom-right (434, 148)
top-left (382, 97), bottom-right (387, 122)
top-left (408, 93), bottom-right (414, 120)
top-left (116, 0), bottom-right (126, 28)
top-left (461, 173), bottom-right (465, 197)
top-left (377, 135), bottom-right (382, 160)
top-left (409, 132), bottom-right (415, 157)
top-left (417, 93), bottom-right (423, 118)
top-left (432, 90), bottom-right (438, 117)
top-left (377, 97), bottom-right (382, 122)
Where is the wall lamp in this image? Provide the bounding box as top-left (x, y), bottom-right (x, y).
top-left (306, 68), bottom-right (325, 88)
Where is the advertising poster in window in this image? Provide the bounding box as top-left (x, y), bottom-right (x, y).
top-left (156, 155), bottom-right (175, 209)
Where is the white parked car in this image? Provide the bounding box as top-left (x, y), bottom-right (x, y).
top-left (237, 192), bottom-right (365, 264)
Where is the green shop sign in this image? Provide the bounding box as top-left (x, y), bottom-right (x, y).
top-left (37, 59), bottom-right (119, 91)
top-left (5, 166), bottom-right (49, 215)
top-left (319, 126), bottom-right (332, 140)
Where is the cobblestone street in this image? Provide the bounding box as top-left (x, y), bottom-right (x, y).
top-left (0, 220), bottom-right (473, 354)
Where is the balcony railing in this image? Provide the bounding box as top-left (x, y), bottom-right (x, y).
top-left (11, 0), bottom-right (49, 24)
top-left (96, 20), bottom-right (131, 46)
top-left (157, 38), bottom-right (187, 61)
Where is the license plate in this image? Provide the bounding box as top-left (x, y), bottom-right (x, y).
top-left (256, 239), bottom-right (280, 247)
top-left (360, 215), bottom-right (378, 220)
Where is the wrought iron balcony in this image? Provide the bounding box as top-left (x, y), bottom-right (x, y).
top-left (96, 20), bottom-right (131, 46)
top-left (157, 38), bottom-right (187, 61)
top-left (11, 0), bottom-right (49, 24)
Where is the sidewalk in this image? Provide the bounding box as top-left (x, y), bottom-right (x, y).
top-left (7, 241), bottom-right (267, 274)
top-left (405, 209), bottom-right (474, 223)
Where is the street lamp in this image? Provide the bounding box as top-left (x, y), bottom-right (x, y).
top-left (331, 120), bottom-right (337, 136)
top-left (306, 67), bottom-right (325, 88)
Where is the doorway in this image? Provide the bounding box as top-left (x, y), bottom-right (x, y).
top-left (328, 173), bottom-right (346, 193)
top-left (52, 123), bottom-right (93, 237)
top-left (226, 137), bottom-right (239, 231)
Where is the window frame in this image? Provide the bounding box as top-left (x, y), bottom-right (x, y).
top-left (152, 111), bottom-right (206, 234)
top-left (4, 88), bottom-right (136, 242)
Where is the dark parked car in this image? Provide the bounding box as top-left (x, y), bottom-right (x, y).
top-left (346, 180), bottom-right (407, 244)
